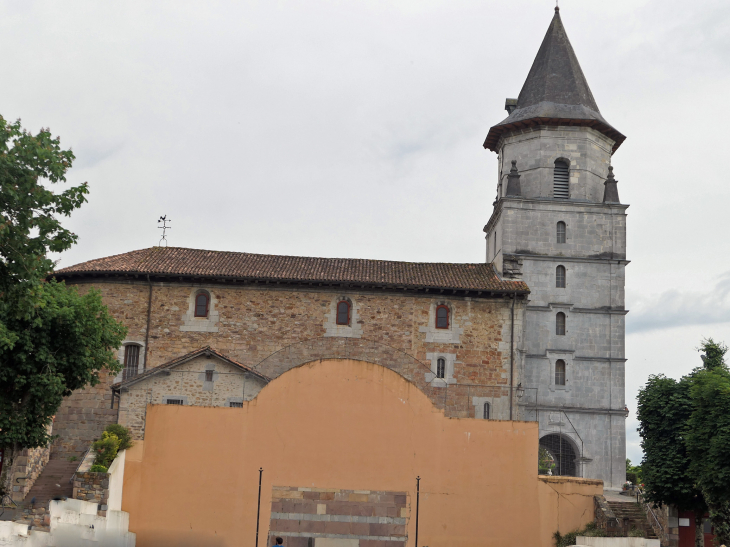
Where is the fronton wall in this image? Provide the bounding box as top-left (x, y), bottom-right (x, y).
top-left (121, 359), bottom-right (600, 547)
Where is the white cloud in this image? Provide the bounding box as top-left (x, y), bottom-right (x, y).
top-left (628, 273), bottom-right (730, 333)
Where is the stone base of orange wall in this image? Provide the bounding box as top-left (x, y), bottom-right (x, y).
top-left (269, 486), bottom-right (408, 547)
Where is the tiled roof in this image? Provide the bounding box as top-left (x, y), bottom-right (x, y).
top-left (111, 346), bottom-right (269, 390)
top-left (55, 246), bottom-right (529, 294)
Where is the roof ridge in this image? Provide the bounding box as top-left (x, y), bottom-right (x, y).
top-left (61, 245), bottom-right (494, 268)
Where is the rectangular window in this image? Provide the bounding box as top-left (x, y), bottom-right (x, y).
top-left (205, 370), bottom-right (214, 382)
top-left (229, 402), bottom-right (243, 408)
top-left (123, 345), bottom-right (140, 380)
top-left (166, 399), bottom-right (183, 405)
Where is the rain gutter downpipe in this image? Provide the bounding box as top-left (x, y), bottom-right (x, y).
top-left (509, 291), bottom-right (516, 421)
top-left (144, 275), bottom-right (153, 371)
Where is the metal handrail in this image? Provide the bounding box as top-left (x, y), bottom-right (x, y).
top-left (69, 446), bottom-right (93, 485)
top-left (637, 488), bottom-right (664, 538)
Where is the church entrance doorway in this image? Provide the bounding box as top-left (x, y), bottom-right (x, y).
top-left (539, 434), bottom-right (577, 476)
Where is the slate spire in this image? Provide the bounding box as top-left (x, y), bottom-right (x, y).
top-left (516, 6), bottom-right (599, 113)
top-left (484, 9), bottom-right (625, 152)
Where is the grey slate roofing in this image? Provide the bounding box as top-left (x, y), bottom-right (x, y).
top-left (111, 346), bottom-right (270, 391)
top-left (484, 8), bottom-right (625, 152)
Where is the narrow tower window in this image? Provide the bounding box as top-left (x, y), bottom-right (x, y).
top-left (123, 344), bottom-right (140, 380)
top-left (556, 265), bottom-right (566, 288)
top-left (336, 300), bottom-right (351, 326)
top-left (556, 312), bottom-right (566, 336)
top-left (483, 402), bottom-right (490, 420)
top-left (194, 292), bottom-right (210, 318)
top-left (557, 221), bottom-right (566, 244)
top-left (554, 160), bottom-right (569, 199)
top-left (436, 358), bottom-right (446, 379)
top-left (436, 305), bottom-right (450, 329)
top-left (555, 360), bottom-right (566, 386)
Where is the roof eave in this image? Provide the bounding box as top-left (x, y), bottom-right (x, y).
top-left (52, 271), bottom-right (529, 296)
top-left (483, 117), bottom-right (626, 154)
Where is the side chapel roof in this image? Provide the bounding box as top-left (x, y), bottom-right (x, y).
top-left (483, 7), bottom-right (625, 152)
top-left (111, 346), bottom-right (270, 390)
top-left (54, 246), bottom-right (529, 295)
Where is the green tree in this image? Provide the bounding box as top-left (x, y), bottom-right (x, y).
top-left (685, 340), bottom-right (730, 545)
top-left (637, 373), bottom-right (706, 547)
top-left (0, 117), bottom-right (126, 495)
top-left (625, 458), bottom-right (642, 485)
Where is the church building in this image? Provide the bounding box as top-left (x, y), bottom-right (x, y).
top-left (51, 5), bottom-right (627, 495)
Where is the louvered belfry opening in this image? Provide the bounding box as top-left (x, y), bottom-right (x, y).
top-left (553, 160), bottom-right (570, 199)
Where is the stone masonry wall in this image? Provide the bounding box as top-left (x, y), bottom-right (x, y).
top-left (118, 354), bottom-right (267, 439)
top-left (53, 280), bottom-right (524, 453)
top-left (6, 443), bottom-right (51, 502)
top-left (51, 369), bottom-right (118, 455)
top-left (73, 471), bottom-right (110, 517)
top-left (497, 126), bottom-right (615, 202)
top-left (269, 486), bottom-right (409, 547)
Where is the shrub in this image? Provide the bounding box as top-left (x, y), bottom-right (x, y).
top-left (554, 522), bottom-right (606, 546)
top-left (629, 527), bottom-right (645, 537)
top-left (92, 431), bottom-right (120, 468)
top-left (89, 464), bottom-right (108, 473)
top-left (104, 424), bottom-right (133, 451)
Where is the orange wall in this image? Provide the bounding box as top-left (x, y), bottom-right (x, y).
top-left (122, 359), bottom-right (599, 547)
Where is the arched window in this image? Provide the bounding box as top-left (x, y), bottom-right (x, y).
top-left (556, 265), bottom-right (566, 288)
top-left (555, 360), bottom-right (566, 386)
top-left (556, 312), bottom-right (566, 335)
top-left (123, 344), bottom-right (141, 380)
top-left (194, 292), bottom-right (210, 318)
top-left (436, 358), bottom-right (446, 379)
top-left (554, 160), bottom-right (569, 199)
top-left (336, 300), bottom-right (351, 326)
top-left (557, 221), bottom-right (566, 244)
top-left (436, 305), bottom-right (450, 329)
top-left (483, 402), bottom-right (490, 420)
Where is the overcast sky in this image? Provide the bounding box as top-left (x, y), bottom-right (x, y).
top-left (3, 0), bottom-right (730, 464)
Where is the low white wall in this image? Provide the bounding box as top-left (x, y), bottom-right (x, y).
top-left (576, 538), bottom-right (660, 547)
top-left (107, 450), bottom-right (126, 512)
top-left (0, 499), bottom-right (135, 546)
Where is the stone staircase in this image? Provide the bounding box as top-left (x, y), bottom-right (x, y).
top-left (13, 457), bottom-right (78, 531)
top-left (607, 500), bottom-right (659, 540)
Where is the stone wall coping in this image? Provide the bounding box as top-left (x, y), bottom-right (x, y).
top-left (76, 449), bottom-right (96, 473)
top-left (538, 475), bottom-right (603, 487)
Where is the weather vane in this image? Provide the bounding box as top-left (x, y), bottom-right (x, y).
top-left (158, 215), bottom-right (171, 247)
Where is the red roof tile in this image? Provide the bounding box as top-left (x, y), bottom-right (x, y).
top-left (55, 246), bottom-right (529, 294)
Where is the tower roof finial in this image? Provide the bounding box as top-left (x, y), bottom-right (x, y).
top-left (555, 0), bottom-right (559, 12)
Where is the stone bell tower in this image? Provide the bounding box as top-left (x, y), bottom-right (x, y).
top-left (482, 7), bottom-right (628, 489)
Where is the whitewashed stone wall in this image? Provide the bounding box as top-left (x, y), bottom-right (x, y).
top-left (117, 354), bottom-right (267, 439)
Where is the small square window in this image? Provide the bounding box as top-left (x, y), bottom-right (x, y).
top-left (205, 370), bottom-right (214, 382)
